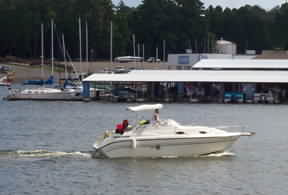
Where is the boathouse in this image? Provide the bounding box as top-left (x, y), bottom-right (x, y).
top-left (82, 59), bottom-right (288, 103)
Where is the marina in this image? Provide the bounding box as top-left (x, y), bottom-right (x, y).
top-left (4, 59), bottom-right (288, 104)
top-left (0, 87), bottom-right (287, 194)
top-left (1, 0), bottom-right (288, 194)
top-left (81, 59), bottom-right (288, 104)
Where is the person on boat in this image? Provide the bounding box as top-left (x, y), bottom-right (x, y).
top-left (115, 123), bottom-right (124, 134)
top-left (122, 120), bottom-right (129, 130)
top-left (153, 109), bottom-right (160, 123)
top-left (115, 120), bottom-right (130, 134)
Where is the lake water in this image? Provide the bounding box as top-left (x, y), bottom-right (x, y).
top-left (0, 87), bottom-right (287, 195)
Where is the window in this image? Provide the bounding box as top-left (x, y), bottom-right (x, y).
top-left (178, 56), bottom-right (190, 64)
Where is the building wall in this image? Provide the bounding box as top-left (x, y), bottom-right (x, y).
top-left (167, 53), bottom-right (251, 69)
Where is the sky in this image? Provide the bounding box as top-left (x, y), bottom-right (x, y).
top-left (113, 0), bottom-right (286, 10)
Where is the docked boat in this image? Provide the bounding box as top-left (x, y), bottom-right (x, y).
top-left (4, 87), bottom-right (82, 101)
top-left (92, 104), bottom-right (254, 158)
top-left (0, 76), bottom-right (11, 86)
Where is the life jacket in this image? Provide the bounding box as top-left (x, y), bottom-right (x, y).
top-left (115, 123), bottom-right (124, 134)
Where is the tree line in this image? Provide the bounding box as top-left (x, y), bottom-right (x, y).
top-left (0, 0), bottom-right (288, 60)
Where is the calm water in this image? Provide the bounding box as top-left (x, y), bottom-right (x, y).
top-left (0, 87), bottom-right (288, 195)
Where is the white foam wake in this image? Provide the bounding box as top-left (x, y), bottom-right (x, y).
top-left (201, 151), bottom-right (236, 158)
top-left (15, 150), bottom-right (92, 158)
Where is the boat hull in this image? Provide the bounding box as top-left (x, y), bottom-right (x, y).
top-left (4, 93), bottom-right (82, 101)
top-left (0, 82), bottom-right (11, 86)
top-left (94, 135), bottom-right (241, 159)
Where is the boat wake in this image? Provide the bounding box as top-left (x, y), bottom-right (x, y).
top-left (0, 150), bottom-right (235, 160)
top-left (0, 149), bottom-right (92, 159)
top-left (200, 151), bottom-right (236, 158)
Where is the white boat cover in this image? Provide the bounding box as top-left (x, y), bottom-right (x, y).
top-left (127, 104), bottom-right (163, 112)
top-left (0, 76), bottom-right (7, 82)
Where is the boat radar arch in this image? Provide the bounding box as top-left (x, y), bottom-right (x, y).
top-left (127, 104), bottom-right (163, 112)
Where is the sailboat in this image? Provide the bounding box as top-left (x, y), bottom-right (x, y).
top-left (23, 23), bottom-right (54, 85)
top-left (4, 20), bottom-right (82, 101)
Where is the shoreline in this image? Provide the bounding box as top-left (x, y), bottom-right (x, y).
top-left (1, 61), bottom-right (166, 84)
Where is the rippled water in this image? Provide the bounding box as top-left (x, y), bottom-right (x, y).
top-left (0, 87), bottom-right (288, 195)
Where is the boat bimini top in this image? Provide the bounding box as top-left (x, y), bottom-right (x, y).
top-left (127, 104), bottom-right (163, 112)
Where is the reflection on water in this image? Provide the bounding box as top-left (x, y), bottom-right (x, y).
top-left (0, 89), bottom-right (288, 195)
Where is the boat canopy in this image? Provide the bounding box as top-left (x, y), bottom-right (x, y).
top-left (127, 104), bottom-right (163, 112)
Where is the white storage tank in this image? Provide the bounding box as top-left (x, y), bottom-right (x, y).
top-left (216, 39), bottom-right (237, 55)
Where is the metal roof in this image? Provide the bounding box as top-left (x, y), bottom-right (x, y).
top-left (83, 70), bottom-right (288, 83)
top-left (193, 59), bottom-right (288, 69)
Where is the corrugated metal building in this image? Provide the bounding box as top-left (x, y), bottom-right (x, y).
top-left (83, 59), bottom-right (288, 103)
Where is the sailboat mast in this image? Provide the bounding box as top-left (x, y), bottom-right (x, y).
top-left (51, 19), bottom-right (54, 76)
top-left (62, 34), bottom-right (67, 80)
top-left (41, 23), bottom-right (44, 80)
top-left (85, 20), bottom-right (89, 64)
top-left (78, 17), bottom-right (82, 80)
top-left (132, 34), bottom-right (136, 57)
top-left (142, 43), bottom-right (145, 59)
top-left (163, 40), bottom-right (166, 62)
top-left (110, 21), bottom-right (113, 65)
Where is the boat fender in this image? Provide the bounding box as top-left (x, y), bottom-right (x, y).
top-left (132, 137), bottom-right (137, 149)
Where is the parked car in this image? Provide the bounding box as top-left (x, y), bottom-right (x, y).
top-left (253, 93), bottom-right (278, 104)
top-left (223, 92), bottom-right (244, 103)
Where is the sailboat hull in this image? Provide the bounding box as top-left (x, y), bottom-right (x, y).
top-left (4, 88), bottom-right (82, 101)
top-left (5, 93), bottom-right (82, 101)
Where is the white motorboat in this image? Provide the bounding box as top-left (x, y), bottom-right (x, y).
top-left (93, 104), bottom-right (254, 159)
top-left (4, 87), bottom-right (82, 101)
